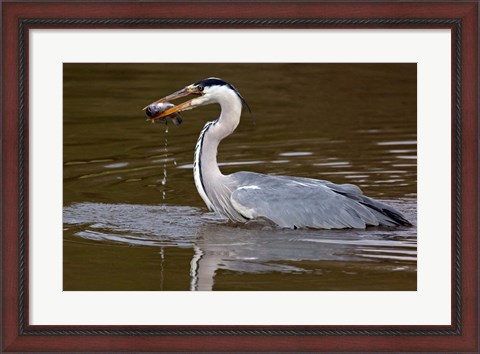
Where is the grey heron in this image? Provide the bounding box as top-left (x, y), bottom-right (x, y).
top-left (144, 78), bottom-right (411, 229)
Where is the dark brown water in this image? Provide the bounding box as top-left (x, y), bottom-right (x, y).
top-left (63, 63), bottom-right (417, 291)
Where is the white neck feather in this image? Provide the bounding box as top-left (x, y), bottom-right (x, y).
top-left (193, 88), bottom-right (242, 211)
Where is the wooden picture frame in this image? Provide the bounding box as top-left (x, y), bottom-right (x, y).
top-left (2, 1), bottom-right (478, 352)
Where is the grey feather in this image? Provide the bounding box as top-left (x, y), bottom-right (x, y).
top-left (229, 172), bottom-right (410, 229)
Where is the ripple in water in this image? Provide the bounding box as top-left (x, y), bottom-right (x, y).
top-left (64, 199), bottom-right (417, 282)
top-left (279, 151), bottom-right (313, 157)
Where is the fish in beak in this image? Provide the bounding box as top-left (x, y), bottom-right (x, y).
top-left (143, 85), bottom-right (204, 122)
top-left (145, 102), bottom-right (183, 126)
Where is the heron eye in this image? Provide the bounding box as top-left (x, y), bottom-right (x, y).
top-left (197, 86), bottom-right (204, 92)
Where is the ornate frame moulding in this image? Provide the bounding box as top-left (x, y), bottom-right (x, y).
top-left (2, 1), bottom-right (478, 353)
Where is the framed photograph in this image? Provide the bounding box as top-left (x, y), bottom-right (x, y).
top-left (2, 1), bottom-right (478, 352)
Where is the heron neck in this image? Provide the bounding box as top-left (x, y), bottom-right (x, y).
top-left (202, 95), bottom-right (242, 170)
top-left (193, 95), bottom-right (242, 211)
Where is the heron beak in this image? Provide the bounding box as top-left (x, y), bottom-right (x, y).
top-left (143, 86), bottom-right (201, 121)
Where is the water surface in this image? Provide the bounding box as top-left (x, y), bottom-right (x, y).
top-left (63, 63), bottom-right (417, 291)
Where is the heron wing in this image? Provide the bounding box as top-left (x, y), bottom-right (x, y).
top-left (229, 172), bottom-right (409, 229)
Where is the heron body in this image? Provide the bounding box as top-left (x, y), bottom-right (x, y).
top-left (146, 78), bottom-right (411, 229)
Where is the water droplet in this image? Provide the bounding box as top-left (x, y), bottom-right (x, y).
top-left (159, 247), bottom-right (164, 290)
top-left (162, 126), bottom-right (169, 199)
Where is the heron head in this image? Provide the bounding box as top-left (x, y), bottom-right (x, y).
top-left (143, 77), bottom-right (251, 121)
